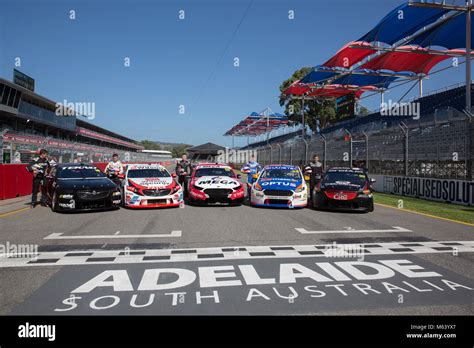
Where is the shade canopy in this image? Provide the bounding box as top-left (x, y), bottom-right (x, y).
top-left (409, 12), bottom-right (473, 49)
top-left (323, 41), bottom-right (376, 68)
top-left (224, 110), bottom-right (288, 136)
top-left (358, 2), bottom-right (448, 45)
top-left (361, 46), bottom-right (465, 74)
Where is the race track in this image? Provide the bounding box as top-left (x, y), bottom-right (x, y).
top-left (1, 198), bottom-right (473, 315)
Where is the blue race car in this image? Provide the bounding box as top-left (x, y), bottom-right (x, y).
top-left (249, 164), bottom-right (308, 208)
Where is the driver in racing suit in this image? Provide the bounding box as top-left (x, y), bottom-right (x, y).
top-left (304, 155), bottom-right (324, 201)
top-left (105, 154), bottom-right (123, 186)
top-left (175, 155), bottom-right (192, 196)
top-left (241, 156), bottom-right (262, 196)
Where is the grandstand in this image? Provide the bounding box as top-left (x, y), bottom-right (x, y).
top-left (0, 76), bottom-right (155, 164)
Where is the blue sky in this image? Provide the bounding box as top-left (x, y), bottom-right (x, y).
top-left (0, 0), bottom-right (469, 147)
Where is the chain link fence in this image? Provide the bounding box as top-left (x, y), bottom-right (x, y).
top-left (253, 110), bottom-right (473, 180)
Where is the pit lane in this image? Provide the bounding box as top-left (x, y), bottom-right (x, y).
top-left (0, 200), bottom-right (473, 315)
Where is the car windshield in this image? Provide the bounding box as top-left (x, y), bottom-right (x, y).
top-left (194, 167), bottom-right (235, 177)
top-left (260, 168), bottom-right (301, 180)
top-left (58, 166), bottom-right (105, 178)
top-left (128, 168), bottom-right (170, 178)
top-left (324, 171), bottom-right (367, 185)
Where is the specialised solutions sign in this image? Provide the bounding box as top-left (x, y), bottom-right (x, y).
top-left (372, 175), bottom-right (474, 206)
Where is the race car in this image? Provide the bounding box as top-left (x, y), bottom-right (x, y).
top-left (249, 165), bottom-right (308, 208)
top-left (312, 167), bottom-right (375, 212)
top-left (122, 163), bottom-right (183, 208)
top-left (45, 163), bottom-right (121, 212)
top-left (186, 163), bottom-right (244, 205)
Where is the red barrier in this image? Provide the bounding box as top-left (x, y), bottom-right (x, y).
top-left (0, 161), bottom-right (175, 200)
top-left (0, 164), bottom-right (33, 200)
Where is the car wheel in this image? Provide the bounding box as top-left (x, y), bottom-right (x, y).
top-left (51, 192), bottom-right (58, 212)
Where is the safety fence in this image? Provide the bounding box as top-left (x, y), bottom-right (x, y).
top-left (254, 111), bottom-right (474, 181)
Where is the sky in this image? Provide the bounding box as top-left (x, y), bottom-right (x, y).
top-left (0, 0), bottom-right (469, 147)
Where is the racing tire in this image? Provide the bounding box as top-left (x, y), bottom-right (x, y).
top-left (232, 198), bottom-right (244, 206)
top-left (51, 192), bottom-right (58, 212)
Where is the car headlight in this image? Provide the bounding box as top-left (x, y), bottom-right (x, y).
top-left (59, 194), bottom-right (73, 199)
top-left (171, 184), bottom-right (181, 194)
top-left (254, 182), bottom-right (263, 191)
top-left (112, 191), bottom-right (121, 196)
top-left (295, 183), bottom-right (306, 193)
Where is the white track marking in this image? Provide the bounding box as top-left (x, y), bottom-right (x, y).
top-left (295, 226), bottom-right (412, 234)
top-left (0, 241), bottom-right (472, 268)
top-left (44, 230), bottom-right (182, 240)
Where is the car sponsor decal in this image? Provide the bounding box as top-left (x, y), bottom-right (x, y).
top-left (196, 176), bottom-right (239, 187)
top-left (129, 178), bottom-right (173, 188)
top-left (260, 179), bottom-right (302, 189)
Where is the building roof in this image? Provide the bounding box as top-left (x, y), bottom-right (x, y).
top-left (186, 142), bottom-right (225, 154)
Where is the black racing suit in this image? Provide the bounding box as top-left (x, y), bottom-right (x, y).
top-left (175, 160), bottom-right (192, 195)
top-left (306, 160), bottom-right (323, 200)
top-left (27, 157), bottom-right (50, 206)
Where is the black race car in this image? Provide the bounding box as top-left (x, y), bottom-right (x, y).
top-left (312, 167), bottom-right (375, 212)
top-left (45, 163), bottom-right (121, 212)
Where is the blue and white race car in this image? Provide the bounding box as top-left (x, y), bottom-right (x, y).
top-left (249, 164), bottom-right (308, 208)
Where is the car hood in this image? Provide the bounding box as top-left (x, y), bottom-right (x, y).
top-left (58, 178), bottom-right (116, 190)
top-left (128, 177), bottom-right (174, 189)
top-left (258, 178), bottom-right (302, 190)
top-left (194, 176), bottom-right (240, 188)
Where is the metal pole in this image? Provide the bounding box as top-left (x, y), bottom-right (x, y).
top-left (363, 131), bottom-right (369, 173)
top-left (319, 134), bottom-right (327, 170)
top-left (466, 0), bottom-right (472, 112)
top-left (301, 97), bottom-right (305, 138)
top-left (344, 129), bottom-right (352, 167)
top-left (419, 78), bottom-right (423, 98)
top-left (232, 136), bottom-right (235, 149)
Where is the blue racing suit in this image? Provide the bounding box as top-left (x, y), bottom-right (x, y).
top-left (241, 161), bottom-right (262, 194)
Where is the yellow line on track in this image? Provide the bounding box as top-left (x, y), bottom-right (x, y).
top-left (0, 207), bottom-right (31, 218)
top-left (375, 202), bottom-right (474, 227)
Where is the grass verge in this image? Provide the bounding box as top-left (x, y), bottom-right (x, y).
top-left (373, 192), bottom-right (474, 225)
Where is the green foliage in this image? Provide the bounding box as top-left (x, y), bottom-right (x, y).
top-left (279, 67), bottom-right (337, 130)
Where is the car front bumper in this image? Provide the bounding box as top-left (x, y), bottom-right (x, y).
top-left (314, 192), bottom-right (374, 212)
top-left (250, 190), bottom-right (307, 208)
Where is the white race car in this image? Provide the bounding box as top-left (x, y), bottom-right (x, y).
top-left (250, 164), bottom-right (308, 208)
top-left (186, 163), bottom-right (245, 205)
top-left (122, 163), bottom-right (183, 208)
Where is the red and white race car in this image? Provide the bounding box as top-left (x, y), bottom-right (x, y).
top-left (122, 163), bottom-right (183, 208)
top-left (186, 163), bottom-right (244, 205)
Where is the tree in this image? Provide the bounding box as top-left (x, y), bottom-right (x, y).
top-left (279, 67), bottom-right (337, 131)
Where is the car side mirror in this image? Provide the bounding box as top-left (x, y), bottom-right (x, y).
top-left (236, 174), bottom-right (242, 179)
top-left (118, 174), bottom-right (125, 179)
top-left (252, 174), bottom-right (259, 180)
top-left (171, 173), bottom-right (177, 178)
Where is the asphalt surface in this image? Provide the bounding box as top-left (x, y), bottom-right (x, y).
top-left (0, 195), bottom-right (473, 315)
